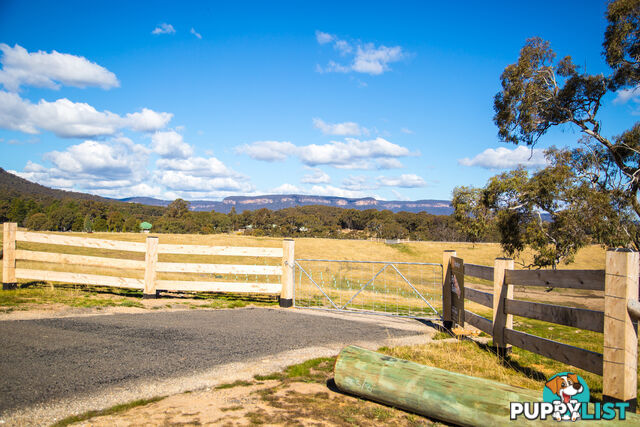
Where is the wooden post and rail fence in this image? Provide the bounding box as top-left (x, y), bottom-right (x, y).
top-left (442, 248), bottom-right (640, 411)
top-left (2, 223), bottom-right (295, 307)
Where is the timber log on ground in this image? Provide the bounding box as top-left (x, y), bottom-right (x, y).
top-left (333, 345), bottom-right (638, 426)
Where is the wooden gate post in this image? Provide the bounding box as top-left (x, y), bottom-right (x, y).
top-left (280, 239), bottom-right (294, 307)
top-left (492, 257), bottom-right (514, 357)
top-left (450, 256), bottom-right (465, 327)
top-left (143, 236), bottom-right (159, 299)
top-left (603, 248), bottom-right (639, 412)
top-left (2, 222), bottom-right (17, 290)
top-left (442, 250), bottom-right (456, 330)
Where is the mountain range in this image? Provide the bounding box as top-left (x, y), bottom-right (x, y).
top-left (120, 195), bottom-right (453, 214)
top-left (1, 168), bottom-right (453, 215)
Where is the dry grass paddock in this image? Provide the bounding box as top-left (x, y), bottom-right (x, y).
top-left (0, 229), bottom-right (607, 279)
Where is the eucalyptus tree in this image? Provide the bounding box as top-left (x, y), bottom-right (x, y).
top-left (490, 0), bottom-right (640, 251)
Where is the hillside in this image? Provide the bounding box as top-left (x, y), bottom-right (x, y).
top-left (0, 168), bottom-right (113, 202)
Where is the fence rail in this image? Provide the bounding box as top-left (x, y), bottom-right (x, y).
top-left (442, 248), bottom-right (639, 412)
top-left (504, 268), bottom-right (605, 290)
top-left (2, 223), bottom-right (294, 304)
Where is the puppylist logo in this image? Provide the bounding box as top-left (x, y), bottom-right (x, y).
top-left (510, 372), bottom-right (630, 421)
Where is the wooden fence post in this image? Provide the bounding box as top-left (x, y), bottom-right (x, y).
top-left (492, 257), bottom-right (514, 357)
top-left (603, 248), bottom-right (639, 412)
top-left (143, 236), bottom-right (159, 299)
top-left (2, 222), bottom-right (17, 290)
top-left (450, 256), bottom-right (465, 327)
top-left (442, 250), bottom-right (456, 330)
top-left (280, 239), bottom-right (294, 307)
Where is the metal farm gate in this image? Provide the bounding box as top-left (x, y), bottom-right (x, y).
top-left (293, 259), bottom-right (443, 319)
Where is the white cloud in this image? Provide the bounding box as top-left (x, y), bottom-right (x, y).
top-left (312, 118), bottom-right (365, 136)
top-left (376, 158), bottom-right (403, 169)
top-left (156, 156), bottom-right (236, 177)
top-left (333, 40), bottom-right (352, 55)
top-left (297, 137), bottom-right (410, 167)
top-left (459, 146), bottom-right (548, 169)
top-left (152, 132), bottom-right (249, 194)
top-left (0, 91), bottom-right (37, 133)
top-left (126, 109), bottom-right (174, 132)
top-left (190, 28), bottom-right (202, 39)
top-left (150, 130), bottom-right (193, 158)
top-left (152, 23), bottom-right (176, 35)
top-left (301, 168), bottom-right (330, 184)
top-left (94, 183), bottom-right (164, 198)
top-left (14, 138), bottom-right (152, 197)
top-left (14, 136), bottom-right (250, 199)
top-left (0, 43), bottom-right (119, 92)
top-left (270, 183), bottom-right (303, 193)
top-left (0, 91), bottom-right (172, 138)
top-left (315, 31), bottom-right (334, 44)
top-left (377, 174), bottom-right (426, 188)
top-left (44, 139), bottom-right (149, 179)
top-left (235, 140), bottom-right (296, 161)
top-left (614, 85), bottom-right (640, 107)
top-left (333, 160), bottom-right (376, 170)
top-left (342, 174), bottom-right (426, 191)
top-left (156, 171), bottom-right (250, 192)
top-left (309, 184), bottom-right (366, 198)
top-left (352, 44), bottom-right (404, 75)
top-left (342, 175), bottom-right (375, 191)
top-left (400, 127), bottom-right (413, 134)
top-left (316, 32), bottom-right (405, 75)
top-left (324, 60), bottom-right (352, 74)
top-left (236, 137), bottom-right (411, 170)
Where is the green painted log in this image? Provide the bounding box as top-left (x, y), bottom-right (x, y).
top-left (334, 346), bottom-right (639, 426)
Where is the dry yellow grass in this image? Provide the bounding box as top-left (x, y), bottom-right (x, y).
top-left (0, 229), bottom-right (608, 293)
top-left (2, 229), bottom-right (608, 266)
top-left (381, 340), bottom-right (545, 391)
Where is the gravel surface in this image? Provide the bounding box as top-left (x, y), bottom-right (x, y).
top-left (0, 307), bottom-right (428, 423)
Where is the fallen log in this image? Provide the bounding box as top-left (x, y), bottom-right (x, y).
top-left (333, 345), bottom-right (638, 426)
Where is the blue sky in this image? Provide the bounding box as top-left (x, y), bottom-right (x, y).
top-left (0, 0), bottom-right (637, 202)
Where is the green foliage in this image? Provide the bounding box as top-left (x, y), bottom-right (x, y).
top-left (24, 212), bottom-right (48, 230)
top-left (166, 198), bottom-right (189, 218)
top-left (452, 186), bottom-right (495, 246)
top-left (455, 149), bottom-right (632, 268)
top-left (603, 0), bottom-right (640, 89)
top-left (492, 1), bottom-right (640, 251)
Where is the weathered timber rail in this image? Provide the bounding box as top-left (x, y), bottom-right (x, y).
top-left (2, 223), bottom-right (295, 305)
top-left (442, 248), bottom-right (640, 412)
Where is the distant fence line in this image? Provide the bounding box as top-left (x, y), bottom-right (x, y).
top-left (442, 249), bottom-right (640, 412)
top-left (2, 223), bottom-right (295, 306)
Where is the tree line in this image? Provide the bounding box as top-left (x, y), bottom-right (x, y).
top-left (0, 195), bottom-right (484, 242)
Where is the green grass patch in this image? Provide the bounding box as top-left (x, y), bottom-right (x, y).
top-left (0, 285), bottom-right (144, 309)
top-left (386, 243), bottom-right (416, 256)
top-left (431, 331), bottom-right (452, 340)
top-left (284, 357), bottom-right (335, 381)
top-left (50, 396), bottom-right (165, 427)
top-left (215, 380), bottom-right (253, 390)
top-left (254, 372), bottom-right (285, 381)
